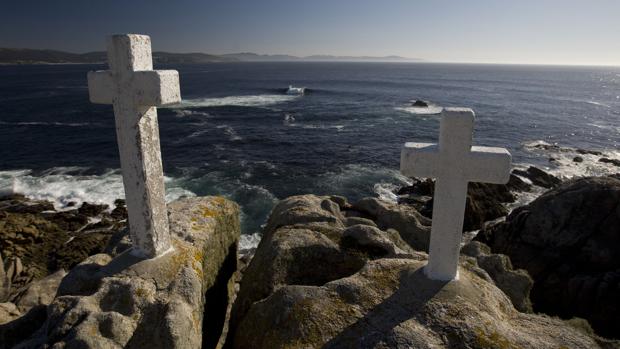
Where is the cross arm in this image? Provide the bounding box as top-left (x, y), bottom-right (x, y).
top-left (132, 70), bottom-right (181, 106)
top-left (87, 70), bottom-right (114, 104)
top-left (465, 146), bottom-right (512, 184)
top-left (400, 142), bottom-right (440, 178)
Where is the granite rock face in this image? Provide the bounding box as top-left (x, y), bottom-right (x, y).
top-left (227, 194), bottom-right (615, 348)
top-left (352, 197), bottom-right (431, 251)
top-left (12, 196), bottom-right (240, 349)
top-left (461, 241), bottom-right (533, 313)
top-left (475, 176), bottom-right (620, 339)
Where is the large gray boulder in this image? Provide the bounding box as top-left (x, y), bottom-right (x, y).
top-left (353, 197), bottom-right (431, 251)
top-left (475, 176), bottom-right (620, 339)
top-left (12, 196), bottom-right (240, 349)
top-left (227, 194), bottom-right (616, 348)
top-left (461, 241), bottom-right (533, 313)
top-left (13, 269), bottom-right (67, 312)
top-left (231, 258), bottom-right (613, 349)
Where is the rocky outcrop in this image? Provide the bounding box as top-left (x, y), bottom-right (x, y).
top-left (0, 253), bottom-right (8, 302)
top-left (0, 269), bottom-right (66, 349)
top-left (0, 195), bottom-right (128, 299)
top-left (228, 195), bottom-right (418, 341)
top-left (10, 196), bottom-right (240, 349)
top-left (227, 194), bottom-right (616, 348)
top-left (599, 157), bottom-right (620, 167)
top-left (475, 176), bottom-right (620, 339)
top-left (396, 174), bottom-right (530, 232)
top-left (512, 166), bottom-right (561, 188)
top-left (461, 241), bottom-right (533, 313)
top-left (352, 197), bottom-right (431, 250)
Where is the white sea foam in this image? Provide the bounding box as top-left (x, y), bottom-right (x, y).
top-left (521, 140), bottom-right (620, 180)
top-left (173, 110), bottom-right (211, 118)
top-left (0, 121), bottom-right (94, 127)
top-left (588, 122), bottom-right (620, 134)
top-left (239, 232), bottom-right (262, 253)
top-left (286, 123), bottom-right (345, 131)
top-left (0, 168), bottom-right (195, 211)
top-left (318, 164), bottom-right (412, 204)
top-left (395, 105), bottom-right (443, 115)
top-left (169, 94), bottom-right (299, 109)
top-left (216, 124), bottom-right (243, 141)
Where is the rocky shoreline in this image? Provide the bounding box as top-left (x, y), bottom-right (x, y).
top-left (1, 162), bottom-right (620, 347)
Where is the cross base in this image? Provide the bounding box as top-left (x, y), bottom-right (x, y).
top-left (423, 264), bottom-right (459, 281)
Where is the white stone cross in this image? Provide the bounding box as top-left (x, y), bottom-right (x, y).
top-left (87, 34), bottom-right (181, 258)
top-left (400, 108), bottom-right (511, 281)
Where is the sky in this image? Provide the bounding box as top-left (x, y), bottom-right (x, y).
top-left (1, 0), bottom-right (619, 66)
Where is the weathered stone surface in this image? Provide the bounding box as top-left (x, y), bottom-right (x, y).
top-left (475, 176), bottom-right (620, 338)
top-left (13, 269), bottom-right (66, 312)
top-left (14, 196), bottom-right (240, 349)
top-left (0, 253), bottom-right (8, 302)
top-left (231, 257), bottom-right (613, 349)
top-left (461, 241), bottom-right (533, 313)
top-left (345, 216), bottom-right (377, 227)
top-left (263, 195), bottom-right (346, 235)
top-left (0, 304), bottom-right (47, 349)
top-left (88, 34), bottom-right (182, 258)
top-left (0, 302), bottom-right (20, 324)
top-left (228, 195), bottom-right (420, 345)
top-left (227, 194), bottom-right (615, 348)
top-left (353, 197), bottom-right (431, 251)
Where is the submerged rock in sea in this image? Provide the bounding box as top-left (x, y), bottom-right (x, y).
top-left (227, 194), bottom-right (614, 349)
top-left (411, 99), bottom-right (430, 107)
top-left (13, 196), bottom-right (240, 349)
top-left (475, 175), bottom-right (620, 339)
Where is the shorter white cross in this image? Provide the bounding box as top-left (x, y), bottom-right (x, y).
top-left (87, 34), bottom-right (181, 258)
top-left (400, 108), bottom-right (511, 281)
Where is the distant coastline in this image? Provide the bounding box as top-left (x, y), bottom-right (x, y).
top-left (0, 48), bottom-right (423, 65)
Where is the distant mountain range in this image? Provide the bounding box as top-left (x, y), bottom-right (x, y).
top-left (0, 48), bottom-right (422, 64)
top-left (220, 52), bottom-right (422, 62)
top-left (0, 48), bottom-right (235, 64)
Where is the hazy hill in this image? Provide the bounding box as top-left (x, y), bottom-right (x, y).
top-left (0, 48), bottom-right (422, 64)
top-left (0, 48), bottom-right (237, 64)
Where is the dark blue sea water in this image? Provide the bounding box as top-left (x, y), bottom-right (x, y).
top-left (1, 62), bottom-right (619, 246)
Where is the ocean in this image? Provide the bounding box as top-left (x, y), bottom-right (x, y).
top-left (1, 62), bottom-right (619, 249)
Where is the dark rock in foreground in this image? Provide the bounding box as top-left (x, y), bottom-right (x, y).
top-left (512, 166), bottom-right (561, 188)
top-left (475, 176), bottom-right (620, 339)
top-left (396, 174), bottom-right (530, 231)
top-left (227, 194), bottom-right (614, 348)
top-left (0, 195), bottom-right (127, 301)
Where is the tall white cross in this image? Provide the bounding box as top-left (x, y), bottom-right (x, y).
top-left (87, 34), bottom-right (181, 258)
top-left (400, 108), bottom-right (511, 281)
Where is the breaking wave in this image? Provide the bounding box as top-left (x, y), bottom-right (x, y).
top-left (0, 167), bottom-right (195, 211)
top-left (395, 105), bottom-right (443, 115)
top-left (169, 94), bottom-right (299, 109)
top-left (0, 121), bottom-right (96, 127)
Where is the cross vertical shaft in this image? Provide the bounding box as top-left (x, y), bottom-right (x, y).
top-left (87, 34), bottom-right (181, 258)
